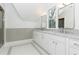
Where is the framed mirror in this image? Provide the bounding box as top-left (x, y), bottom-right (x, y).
top-left (58, 3), bottom-right (75, 29)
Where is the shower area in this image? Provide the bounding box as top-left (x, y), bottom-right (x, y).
top-left (0, 6), bottom-right (4, 48)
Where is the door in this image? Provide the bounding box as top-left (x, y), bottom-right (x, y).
top-left (0, 6), bottom-right (4, 48)
top-left (55, 40), bottom-right (66, 55)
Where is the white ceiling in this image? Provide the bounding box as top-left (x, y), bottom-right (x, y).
top-left (13, 3), bottom-right (56, 21)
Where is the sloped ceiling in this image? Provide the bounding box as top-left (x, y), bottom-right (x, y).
top-left (13, 3), bottom-right (55, 21)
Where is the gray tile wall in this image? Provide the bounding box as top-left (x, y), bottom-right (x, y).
top-left (6, 28), bottom-right (34, 42)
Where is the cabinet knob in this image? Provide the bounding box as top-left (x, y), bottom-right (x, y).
top-left (74, 43), bottom-right (79, 47)
top-left (52, 41), bottom-right (55, 43)
top-left (55, 42), bottom-right (57, 45)
top-left (52, 41), bottom-right (57, 45)
top-left (73, 53), bottom-right (77, 55)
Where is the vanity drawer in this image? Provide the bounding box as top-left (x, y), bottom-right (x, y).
top-left (43, 33), bottom-right (66, 43)
top-left (33, 31), bottom-right (43, 38)
top-left (69, 47), bottom-right (79, 55)
top-left (69, 39), bottom-right (79, 49)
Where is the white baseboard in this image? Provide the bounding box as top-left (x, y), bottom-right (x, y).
top-left (4, 39), bottom-right (33, 47)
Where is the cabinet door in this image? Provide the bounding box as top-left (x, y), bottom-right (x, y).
top-left (33, 31), bottom-right (37, 39)
top-left (43, 33), bottom-right (56, 55)
top-left (69, 48), bottom-right (79, 55)
top-left (43, 38), bottom-right (56, 54)
top-left (69, 39), bottom-right (79, 49)
top-left (68, 39), bottom-right (79, 55)
top-left (55, 41), bottom-right (66, 55)
top-left (33, 31), bottom-right (43, 45)
top-left (48, 40), bottom-right (56, 55)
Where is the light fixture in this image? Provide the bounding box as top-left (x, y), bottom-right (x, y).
top-left (57, 3), bottom-right (71, 8)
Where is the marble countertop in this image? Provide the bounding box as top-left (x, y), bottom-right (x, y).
top-left (35, 30), bottom-right (79, 41)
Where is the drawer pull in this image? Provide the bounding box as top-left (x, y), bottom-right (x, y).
top-left (55, 42), bottom-right (57, 45)
top-left (52, 41), bottom-right (55, 44)
top-left (73, 53), bottom-right (77, 55)
top-left (74, 43), bottom-right (79, 47)
top-left (52, 41), bottom-right (57, 45)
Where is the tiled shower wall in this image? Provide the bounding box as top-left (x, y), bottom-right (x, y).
top-left (6, 28), bottom-right (34, 42)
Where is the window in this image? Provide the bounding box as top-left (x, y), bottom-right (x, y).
top-left (48, 6), bottom-right (56, 28)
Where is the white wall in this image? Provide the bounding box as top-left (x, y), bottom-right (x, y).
top-left (41, 15), bottom-right (47, 28)
top-left (3, 3), bottom-right (41, 28)
top-left (13, 3), bottom-right (55, 21)
top-left (75, 3), bottom-right (79, 30)
top-left (1, 3), bottom-right (55, 28)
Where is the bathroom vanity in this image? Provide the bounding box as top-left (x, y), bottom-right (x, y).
top-left (33, 3), bottom-right (79, 55)
top-left (33, 30), bottom-right (79, 55)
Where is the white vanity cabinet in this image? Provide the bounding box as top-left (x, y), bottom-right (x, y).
top-left (69, 48), bottom-right (79, 55)
top-left (55, 40), bottom-right (66, 55)
top-left (33, 31), bottom-right (43, 46)
top-left (33, 31), bottom-right (79, 55)
top-left (33, 31), bottom-right (51, 53)
top-left (33, 31), bottom-right (66, 55)
top-left (43, 33), bottom-right (66, 55)
top-left (33, 31), bottom-right (56, 54)
top-left (43, 33), bottom-right (56, 54)
top-left (68, 39), bottom-right (79, 55)
top-left (51, 35), bottom-right (66, 55)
